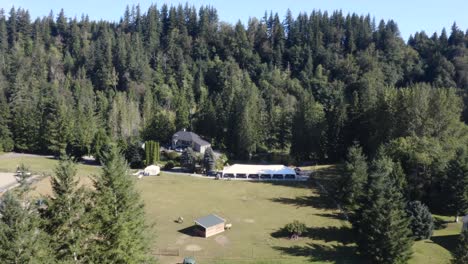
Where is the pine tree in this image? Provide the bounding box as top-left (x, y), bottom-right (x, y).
top-left (452, 228), bottom-right (468, 264)
top-left (90, 146), bottom-right (153, 263)
top-left (406, 201), bottom-right (434, 240)
top-left (340, 144), bottom-right (368, 212)
top-left (0, 192), bottom-right (51, 263)
top-left (354, 156), bottom-right (413, 264)
top-left (45, 156), bottom-right (89, 262)
top-left (181, 147), bottom-right (197, 172)
top-left (445, 148), bottom-right (468, 222)
top-left (203, 147), bottom-right (215, 173)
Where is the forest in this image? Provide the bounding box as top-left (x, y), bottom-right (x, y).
top-left (0, 4), bottom-right (467, 163)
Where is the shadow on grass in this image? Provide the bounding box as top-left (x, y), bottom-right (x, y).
top-left (315, 212), bottom-right (347, 220)
top-left (273, 243), bottom-right (362, 264)
top-left (251, 179), bottom-right (314, 189)
top-left (307, 226), bottom-right (354, 244)
top-left (433, 216), bottom-right (449, 230)
top-left (430, 234), bottom-right (459, 253)
top-left (270, 194), bottom-right (336, 210)
top-left (271, 225), bottom-right (355, 245)
top-left (177, 225), bottom-right (203, 237)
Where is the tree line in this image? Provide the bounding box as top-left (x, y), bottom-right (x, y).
top-left (0, 5), bottom-right (467, 163)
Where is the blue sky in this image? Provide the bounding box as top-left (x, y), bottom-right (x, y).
top-left (1, 0), bottom-right (467, 40)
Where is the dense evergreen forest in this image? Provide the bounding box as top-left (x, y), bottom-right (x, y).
top-left (0, 4), bottom-right (468, 162)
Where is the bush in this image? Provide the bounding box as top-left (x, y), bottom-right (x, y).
top-left (406, 201), bottom-right (434, 240)
top-left (163, 161), bottom-right (175, 170)
top-left (165, 151), bottom-right (180, 161)
top-left (284, 220), bottom-right (307, 238)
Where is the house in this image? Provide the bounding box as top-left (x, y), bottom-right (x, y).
top-left (221, 164), bottom-right (297, 180)
top-left (172, 129), bottom-right (211, 153)
top-left (194, 214), bottom-right (226, 238)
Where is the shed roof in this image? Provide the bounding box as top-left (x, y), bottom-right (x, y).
top-left (173, 130), bottom-right (210, 146)
top-left (222, 164), bottom-right (296, 175)
top-left (194, 214), bottom-right (225, 229)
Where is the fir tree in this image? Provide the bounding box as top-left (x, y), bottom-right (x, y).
top-left (452, 228), bottom-right (468, 264)
top-left (0, 192), bottom-right (51, 263)
top-left (406, 201), bottom-right (434, 240)
top-left (339, 144), bottom-right (368, 212)
top-left (90, 146), bottom-right (153, 263)
top-left (354, 156), bottom-right (413, 264)
top-left (45, 156), bottom-right (89, 262)
top-left (203, 147), bottom-right (215, 173)
top-left (445, 148), bottom-right (468, 222)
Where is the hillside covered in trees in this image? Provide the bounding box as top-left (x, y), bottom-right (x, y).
top-left (0, 4), bottom-right (467, 163)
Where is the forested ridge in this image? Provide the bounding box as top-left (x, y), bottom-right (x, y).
top-left (0, 4), bottom-right (467, 162)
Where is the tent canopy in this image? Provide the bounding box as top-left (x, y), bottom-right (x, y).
top-left (144, 165), bottom-right (160, 176)
top-left (222, 164), bottom-right (295, 175)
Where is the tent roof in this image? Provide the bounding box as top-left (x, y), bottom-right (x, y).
top-left (222, 164), bottom-right (296, 175)
top-left (144, 165), bottom-right (160, 170)
top-left (194, 214), bottom-right (225, 229)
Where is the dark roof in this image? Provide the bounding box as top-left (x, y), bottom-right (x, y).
top-left (173, 130), bottom-right (210, 146)
top-left (194, 214), bottom-right (225, 229)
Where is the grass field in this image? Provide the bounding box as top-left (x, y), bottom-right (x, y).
top-left (0, 153), bottom-right (462, 263)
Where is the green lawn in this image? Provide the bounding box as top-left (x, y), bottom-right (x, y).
top-left (0, 153), bottom-right (462, 263)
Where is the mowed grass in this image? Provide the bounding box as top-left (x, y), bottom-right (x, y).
top-left (0, 153), bottom-right (462, 263)
top-left (0, 153), bottom-right (100, 195)
top-left (139, 174), bottom-right (356, 264)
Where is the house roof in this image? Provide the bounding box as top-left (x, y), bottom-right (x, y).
top-left (222, 164), bottom-right (296, 175)
top-left (194, 214), bottom-right (225, 229)
top-left (173, 130), bottom-right (210, 146)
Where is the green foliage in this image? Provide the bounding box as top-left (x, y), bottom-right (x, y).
top-left (125, 141), bottom-right (145, 168)
top-left (15, 163), bottom-right (32, 195)
top-left (90, 146), bottom-right (153, 263)
top-left (164, 160), bottom-right (175, 170)
top-left (0, 192), bottom-right (52, 263)
top-left (339, 144), bottom-right (368, 212)
top-left (181, 147), bottom-right (198, 172)
top-left (215, 153), bottom-right (228, 171)
top-left (145, 140), bottom-right (160, 165)
top-left (45, 156), bottom-right (89, 262)
top-left (452, 228), bottom-right (468, 264)
top-left (444, 148), bottom-right (468, 221)
top-left (203, 147), bottom-right (215, 172)
top-left (353, 155), bottom-right (413, 264)
top-left (284, 220), bottom-right (307, 237)
top-left (406, 201), bottom-right (434, 240)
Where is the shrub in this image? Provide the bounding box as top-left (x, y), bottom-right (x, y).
top-left (164, 161), bottom-right (175, 170)
top-left (406, 201), bottom-right (434, 240)
top-left (284, 220), bottom-right (307, 238)
top-left (165, 151), bottom-right (180, 161)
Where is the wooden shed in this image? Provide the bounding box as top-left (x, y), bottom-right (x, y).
top-left (194, 214), bottom-right (225, 238)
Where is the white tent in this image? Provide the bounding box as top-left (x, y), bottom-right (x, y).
top-left (144, 165), bottom-right (160, 176)
top-left (221, 164), bottom-right (296, 179)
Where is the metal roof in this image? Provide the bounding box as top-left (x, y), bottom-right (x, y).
top-left (194, 214), bottom-right (225, 229)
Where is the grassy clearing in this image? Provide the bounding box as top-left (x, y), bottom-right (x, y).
top-left (0, 153), bottom-right (461, 263)
top-left (0, 154), bottom-right (100, 195)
